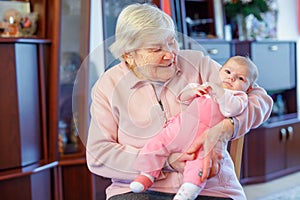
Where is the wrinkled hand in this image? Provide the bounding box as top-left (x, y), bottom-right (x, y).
top-left (187, 118), bottom-right (233, 182)
top-left (167, 152), bottom-right (195, 173)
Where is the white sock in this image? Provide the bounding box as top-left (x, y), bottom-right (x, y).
top-left (130, 172), bottom-right (155, 193)
top-left (130, 181), bottom-right (145, 193)
top-left (173, 182), bottom-right (202, 200)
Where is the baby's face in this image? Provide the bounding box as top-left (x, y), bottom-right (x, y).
top-left (219, 59), bottom-right (252, 92)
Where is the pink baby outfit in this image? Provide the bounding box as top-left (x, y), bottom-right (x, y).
top-left (133, 95), bottom-right (224, 187)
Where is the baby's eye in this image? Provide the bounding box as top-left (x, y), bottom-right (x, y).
top-left (238, 77), bottom-right (245, 81)
top-left (225, 69), bottom-right (231, 74)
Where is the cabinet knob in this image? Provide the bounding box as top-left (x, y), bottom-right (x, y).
top-left (268, 45), bottom-right (278, 51)
top-left (280, 128), bottom-right (287, 142)
top-left (287, 126), bottom-right (294, 140)
top-left (207, 49), bottom-right (218, 55)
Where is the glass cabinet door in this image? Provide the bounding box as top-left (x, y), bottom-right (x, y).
top-left (58, 0), bottom-right (89, 158)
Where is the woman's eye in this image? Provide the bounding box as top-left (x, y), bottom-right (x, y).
top-left (151, 48), bottom-right (162, 52)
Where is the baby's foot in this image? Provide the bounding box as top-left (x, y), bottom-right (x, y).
top-left (130, 174), bottom-right (154, 193)
top-left (173, 182), bottom-right (202, 200)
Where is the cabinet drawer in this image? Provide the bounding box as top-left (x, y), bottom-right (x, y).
top-left (190, 41), bottom-right (230, 65)
top-left (251, 42), bottom-right (296, 91)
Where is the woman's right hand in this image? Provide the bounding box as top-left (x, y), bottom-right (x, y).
top-left (167, 152), bottom-right (195, 173)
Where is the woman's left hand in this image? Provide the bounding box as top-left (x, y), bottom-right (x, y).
top-left (187, 118), bottom-right (233, 182)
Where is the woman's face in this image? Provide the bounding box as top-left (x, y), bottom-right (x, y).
top-left (128, 37), bottom-right (179, 82)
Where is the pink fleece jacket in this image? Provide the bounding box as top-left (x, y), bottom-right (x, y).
top-left (86, 50), bottom-right (273, 199)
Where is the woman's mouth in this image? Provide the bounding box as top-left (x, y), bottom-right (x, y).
top-left (158, 63), bottom-right (173, 68)
top-left (167, 63), bottom-right (173, 67)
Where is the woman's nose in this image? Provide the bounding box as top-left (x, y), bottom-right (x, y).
top-left (163, 51), bottom-right (174, 59)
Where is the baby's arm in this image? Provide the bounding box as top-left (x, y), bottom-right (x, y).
top-left (217, 90), bottom-right (248, 117)
top-left (205, 82), bottom-right (248, 117)
top-left (178, 83), bottom-right (210, 103)
top-left (179, 82), bottom-right (247, 117)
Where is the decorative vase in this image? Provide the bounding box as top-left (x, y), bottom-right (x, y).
top-left (236, 14), bottom-right (252, 41)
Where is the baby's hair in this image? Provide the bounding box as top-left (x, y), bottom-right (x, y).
top-left (224, 56), bottom-right (259, 85)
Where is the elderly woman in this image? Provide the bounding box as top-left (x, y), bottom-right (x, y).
top-left (86, 3), bottom-right (272, 200)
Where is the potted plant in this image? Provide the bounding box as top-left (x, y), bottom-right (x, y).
top-left (224, 0), bottom-right (270, 40)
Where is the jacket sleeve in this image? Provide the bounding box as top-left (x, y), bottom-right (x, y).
top-left (86, 78), bottom-right (139, 181)
top-left (232, 84), bottom-right (273, 138)
top-left (215, 89), bottom-right (248, 117)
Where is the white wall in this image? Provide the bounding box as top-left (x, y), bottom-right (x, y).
top-left (277, 0), bottom-right (298, 40)
top-left (277, 0), bottom-right (300, 114)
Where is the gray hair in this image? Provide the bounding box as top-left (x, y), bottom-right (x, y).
top-left (109, 3), bottom-right (176, 60)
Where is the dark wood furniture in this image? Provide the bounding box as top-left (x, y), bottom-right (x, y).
top-left (230, 40), bottom-right (299, 185)
top-left (0, 37), bottom-right (54, 200)
top-left (241, 116), bottom-right (300, 184)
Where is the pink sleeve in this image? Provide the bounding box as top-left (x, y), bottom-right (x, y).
top-left (86, 77), bottom-right (139, 181)
top-left (216, 89), bottom-right (248, 117)
top-left (232, 84), bottom-right (273, 138)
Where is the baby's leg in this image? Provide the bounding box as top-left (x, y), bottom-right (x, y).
top-left (174, 158), bottom-right (206, 200)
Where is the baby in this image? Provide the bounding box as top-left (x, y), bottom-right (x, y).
top-left (130, 56), bottom-right (258, 200)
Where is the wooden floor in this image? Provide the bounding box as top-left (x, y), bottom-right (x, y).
top-left (243, 171), bottom-right (300, 199)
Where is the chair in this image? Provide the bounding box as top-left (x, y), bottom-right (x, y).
top-left (229, 135), bottom-right (245, 180)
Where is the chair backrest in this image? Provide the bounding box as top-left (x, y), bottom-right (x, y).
top-left (229, 135), bottom-right (245, 180)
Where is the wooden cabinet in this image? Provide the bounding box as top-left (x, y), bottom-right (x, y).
top-left (0, 0), bottom-right (67, 199)
top-left (0, 161), bottom-right (56, 200)
top-left (231, 40), bottom-right (299, 185)
top-left (56, 159), bottom-right (111, 200)
top-left (0, 40), bottom-right (47, 171)
top-left (189, 39), bottom-right (231, 64)
top-left (241, 118), bottom-right (300, 184)
top-left (251, 41), bottom-right (296, 91)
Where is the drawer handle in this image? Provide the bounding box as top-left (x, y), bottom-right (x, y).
top-left (269, 45), bottom-right (278, 51)
top-left (207, 49), bottom-right (218, 55)
top-left (287, 126), bottom-right (294, 140)
top-left (280, 128), bottom-right (287, 142)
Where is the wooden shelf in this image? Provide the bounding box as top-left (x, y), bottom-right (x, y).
top-left (0, 161), bottom-right (57, 181)
top-left (0, 37), bottom-right (51, 43)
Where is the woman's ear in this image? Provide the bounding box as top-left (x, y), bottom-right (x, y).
top-left (124, 53), bottom-right (134, 66)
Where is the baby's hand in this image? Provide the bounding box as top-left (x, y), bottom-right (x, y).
top-left (194, 83), bottom-right (211, 96)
